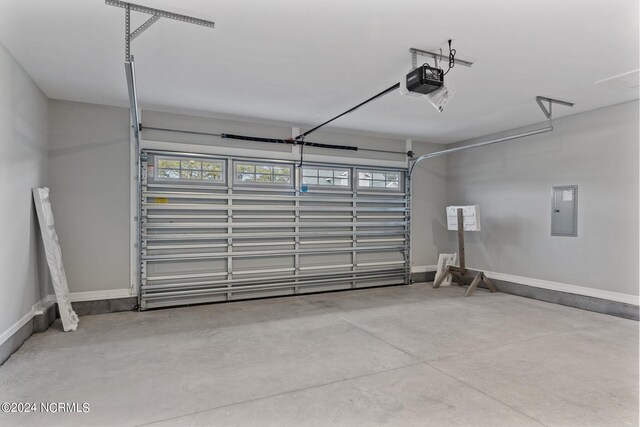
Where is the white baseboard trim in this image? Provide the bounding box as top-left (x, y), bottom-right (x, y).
top-left (411, 265), bottom-right (437, 273)
top-left (412, 264), bottom-right (638, 306)
top-left (0, 310), bottom-right (34, 348)
top-left (68, 289), bottom-right (133, 302)
top-left (1, 289), bottom-right (133, 348)
top-left (0, 295), bottom-right (54, 348)
top-left (477, 269), bottom-right (639, 306)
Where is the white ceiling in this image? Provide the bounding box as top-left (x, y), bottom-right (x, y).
top-left (0, 0), bottom-right (638, 143)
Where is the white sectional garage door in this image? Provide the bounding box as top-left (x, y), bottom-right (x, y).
top-left (139, 150), bottom-right (410, 309)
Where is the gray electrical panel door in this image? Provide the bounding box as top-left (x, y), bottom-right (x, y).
top-left (138, 150), bottom-right (410, 310)
top-left (551, 185), bottom-right (577, 237)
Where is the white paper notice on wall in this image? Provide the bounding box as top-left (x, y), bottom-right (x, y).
top-left (446, 205), bottom-right (481, 231)
top-left (32, 188), bottom-right (79, 332)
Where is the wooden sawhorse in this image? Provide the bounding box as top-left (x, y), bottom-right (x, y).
top-left (433, 208), bottom-right (499, 297)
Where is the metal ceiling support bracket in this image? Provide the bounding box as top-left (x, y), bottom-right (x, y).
top-left (410, 47), bottom-right (474, 70)
top-left (536, 96), bottom-right (574, 120)
top-left (106, 0), bottom-right (215, 28)
top-left (130, 14), bottom-right (161, 41)
top-left (107, 0), bottom-right (215, 61)
top-left (124, 3), bottom-right (131, 62)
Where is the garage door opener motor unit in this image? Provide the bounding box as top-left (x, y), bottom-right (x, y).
top-left (406, 64), bottom-right (444, 94)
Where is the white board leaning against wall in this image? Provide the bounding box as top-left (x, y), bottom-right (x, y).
top-left (33, 188), bottom-right (79, 332)
top-left (434, 253), bottom-right (457, 287)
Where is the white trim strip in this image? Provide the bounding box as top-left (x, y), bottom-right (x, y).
top-left (1, 289), bottom-right (133, 347)
top-left (0, 311), bottom-right (34, 348)
top-left (0, 295), bottom-right (56, 347)
top-left (480, 269), bottom-right (639, 306)
top-left (411, 265), bottom-right (437, 273)
top-left (412, 265), bottom-right (638, 305)
top-left (68, 289), bottom-right (133, 302)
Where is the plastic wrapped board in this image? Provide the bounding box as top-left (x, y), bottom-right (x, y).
top-left (446, 205), bottom-right (481, 231)
top-left (32, 188), bottom-right (79, 332)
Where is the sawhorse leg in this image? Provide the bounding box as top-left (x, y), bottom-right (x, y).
top-left (432, 266), bottom-right (450, 288)
top-left (464, 272), bottom-right (499, 296)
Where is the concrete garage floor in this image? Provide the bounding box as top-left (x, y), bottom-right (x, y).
top-left (0, 284), bottom-right (637, 427)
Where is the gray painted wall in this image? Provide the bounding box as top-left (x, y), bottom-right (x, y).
top-left (446, 101), bottom-right (639, 297)
top-left (47, 103), bottom-right (445, 295)
top-left (46, 99), bottom-right (638, 301)
top-left (411, 141), bottom-right (448, 268)
top-left (0, 42), bottom-right (49, 335)
top-left (48, 100), bottom-right (131, 293)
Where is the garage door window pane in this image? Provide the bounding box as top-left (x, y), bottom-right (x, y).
top-left (357, 169), bottom-right (402, 191)
top-left (274, 175), bottom-right (291, 183)
top-left (235, 162), bottom-right (293, 186)
top-left (181, 160), bottom-right (201, 170)
top-left (256, 165), bottom-right (273, 174)
top-left (237, 173), bottom-right (254, 182)
top-left (203, 172), bottom-right (222, 180)
top-left (303, 176), bottom-right (318, 185)
top-left (159, 169), bottom-right (180, 179)
top-left (158, 159), bottom-right (180, 169)
top-left (156, 156), bottom-right (225, 184)
top-left (182, 170), bottom-right (202, 179)
top-left (301, 167), bottom-right (350, 188)
top-left (202, 162), bottom-right (222, 171)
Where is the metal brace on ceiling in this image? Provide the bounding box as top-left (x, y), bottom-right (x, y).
top-left (409, 47), bottom-right (474, 70)
top-left (105, 0), bottom-right (215, 62)
top-left (536, 95), bottom-right (575, 120)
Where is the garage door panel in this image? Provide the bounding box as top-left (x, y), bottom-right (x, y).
top-left (233, 256), bottom-right (294, 270)
top-left (146, 258), bottom-right (227, 275)
top-left (139, 150), bottom-right (409, 309)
